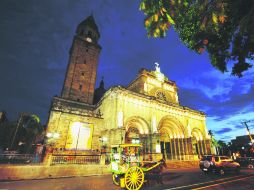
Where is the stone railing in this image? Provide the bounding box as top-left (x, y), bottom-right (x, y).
top-left (0, 153), bottom-right (42, 164)
top-left (50, 154), bottom-right (101, 165)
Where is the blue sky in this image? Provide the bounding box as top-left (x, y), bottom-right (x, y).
top-left (0, 0), bottom-right (253, 142)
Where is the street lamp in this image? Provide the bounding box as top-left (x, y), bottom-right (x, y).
top-left (46, 132), bottom-right (60, 147)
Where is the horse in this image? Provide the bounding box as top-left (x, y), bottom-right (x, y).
top-left (143, 159), bottom-right (167, 185)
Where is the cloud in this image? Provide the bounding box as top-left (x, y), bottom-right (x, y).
top-left (177, 67), bottom-right (254, 142)
top-left (214, 128), bottom-right (232, 135)
top-left (220, 136), bottom-right (233, 141)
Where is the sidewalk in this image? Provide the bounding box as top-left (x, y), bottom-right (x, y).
top-left (0, 160), bottom-right (199, 181)
top-left (0, 164), bottom-right (111, 181)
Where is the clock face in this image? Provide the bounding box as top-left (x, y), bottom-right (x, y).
top-left (156, 91), bottom-right (167, 101)
top-left (86, 37), bottom-right (92, 42)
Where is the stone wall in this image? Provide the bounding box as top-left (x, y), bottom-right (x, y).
top-left (0, 164), bottom-right (110, 180)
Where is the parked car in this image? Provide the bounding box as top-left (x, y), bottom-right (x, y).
top-left (199, 155), bottom-right (240, 175)
top-left (235, 157), bottom-right (254, 169)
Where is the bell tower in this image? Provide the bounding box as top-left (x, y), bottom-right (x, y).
top-left (61, 15), bottom-right (101, 104)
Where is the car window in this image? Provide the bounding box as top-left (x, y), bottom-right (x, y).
top-left (220, 156), bottom-right (229, 160)
top-left (201, 156), bottom-right (212, 161)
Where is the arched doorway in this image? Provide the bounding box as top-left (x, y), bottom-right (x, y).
top-left (191, 128), bottom-right (205, 156)
top-left (159, 127), bottom-right (172, 160)
top-left (158, 116), bottom-right (186, 160)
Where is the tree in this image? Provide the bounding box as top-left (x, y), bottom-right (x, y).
top-left (217, 140), bottom-right (227, 155)
top-left (0, 121), bottom-right (16, 150)
top-left (0, 114), bottom-right (44, 153)
top-left (21, 114), bottom-right (44, 153)
top-left (140, 0), bottom-right (254, 77)
top-left (208, 130), bottom-right (220, 154)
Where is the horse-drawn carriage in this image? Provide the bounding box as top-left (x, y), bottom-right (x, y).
top-left (110, 144), bottom-right (166, 190)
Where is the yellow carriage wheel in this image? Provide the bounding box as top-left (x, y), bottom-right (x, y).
top-left (124, 166), bottom-right (144, 190)
top-left (112, 173), bottom-right (120, 186)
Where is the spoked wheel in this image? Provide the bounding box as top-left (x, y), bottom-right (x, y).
top-left (124, 166), bottom-right (144, 190)
top-left (112, 173), bottom-right (120, 186)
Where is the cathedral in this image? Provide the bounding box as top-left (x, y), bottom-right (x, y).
top-left (45, 15), bottom-right (212, 161)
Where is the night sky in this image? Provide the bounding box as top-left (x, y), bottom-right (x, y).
top-left (0, 0), bottom-right (253, 142)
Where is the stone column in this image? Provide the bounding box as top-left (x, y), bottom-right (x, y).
top-left (178, 138), bottom-right (182, 160)
top-left (200, 140), bottom-right (205, 155)
top-left (196, 140), bottom-right (200, 155)
top-left (151, 133), bottom-right (161, 161)
top-left (198, 140), bottom-right (203, 155)
top-left (187, 137), bottom-right (193, 160)
top-left (172, 139), bottom-right (176, 160)
top-left (183, 138), bottom-right (188, 159)
top-left (170, 139), bottom-right (173, 160)
top-left (175, 138), bottom-right (179, 160)
top-left (205, 139), bottom-right (212, 154)
top-left (181, 138), bottom-right (185, 160)
top-left (202, 140), bottom-right (206, 155)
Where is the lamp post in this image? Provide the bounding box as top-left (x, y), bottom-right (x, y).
top-left (242, 121), bottom-right (253, 145)
top-left (10, 113), bottom-right (23, 150)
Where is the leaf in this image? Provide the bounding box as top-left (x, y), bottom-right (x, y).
top-left (212, 13), bottom-right (218, 24)
top-left (166, 14), bottom-right (175, 24)
top-left (219, 15), bottom-right (226, 23)
top-left (31, 114), bottom-right (40, 123)
top-left (154, 14), bottom-right (158, 22)
top-left (140, 2), bottom-right (145, 10)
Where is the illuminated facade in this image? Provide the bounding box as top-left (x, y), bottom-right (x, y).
top-left (46, 16), bottom-right (211, 160)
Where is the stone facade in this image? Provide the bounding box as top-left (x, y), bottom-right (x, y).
top-left (45, 16), bottom-right (212, 161)
top-left (96, 71), bottom-right (212, 160)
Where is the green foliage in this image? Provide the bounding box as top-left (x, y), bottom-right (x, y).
top-left (22, 114), bottom-right (43, 134)
top-left (20, 114), bottom-right (44, 152)
top-left (0, 114), bottom-right (44, 153)
top-left (140, 0), bottom-right (254, 77)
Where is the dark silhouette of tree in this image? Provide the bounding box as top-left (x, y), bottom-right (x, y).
top-left (140, 0), bottom-right (254, 77)
top-left (21, 114), bottom-right (44, 153)
top-left (0, 121), bottom-right (16, 150)
top-left (1, 114), bottom-right (44, 153)
top-left (217, 140), bottom-right (227, 155)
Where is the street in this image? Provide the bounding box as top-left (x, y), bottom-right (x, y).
top-left (0, 168), bottom-right (253, 190)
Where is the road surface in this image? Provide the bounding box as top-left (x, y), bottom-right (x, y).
top-left (0, 168), bottom-right (253, 190)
